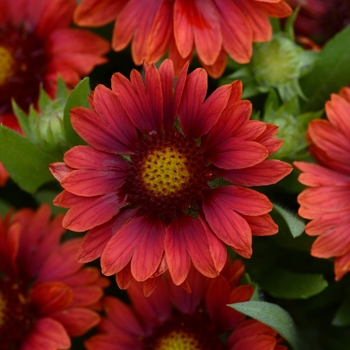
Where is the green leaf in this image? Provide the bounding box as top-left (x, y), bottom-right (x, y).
top-left (11, 100), bottom-right (31, 138)
top-left (300, 25), bottom-right (350, 112)
top-left (332, 293), bottom-right (350, 327)
top-left (0, 125), bottom-right (57, 193)
top-left (260, 268), bottom-right (328, 299)
top-left (64, 77), bottom-right (90, 147)
top-left (229, 301), bottom-right (305, 350)
top-left (273, 203), bottom-right (305, 238)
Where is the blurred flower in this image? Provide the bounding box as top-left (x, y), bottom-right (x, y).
top-left (50, 59), bottom-right (292, 290)
top-left (0, 0), bottom-right (110, 130)
top-left (85, 259), bottom-right (286, 350)
top-left (74, 0), bottom-right (292, 78)
top-left (0, 204), bottom-right (108, 349)
top-left (287, 0), bottom-right (350, 44)
top-left (295, 87), bottom-right (350, 281)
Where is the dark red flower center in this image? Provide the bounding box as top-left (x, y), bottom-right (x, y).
top-left (142, 311), bottom-right (225, 350)
top-left (0, 279), bottom-right (34, 349)
top-left (123, 131), bottom-right (213, 220)
top-left (0, 24), bottom-right (47, 115)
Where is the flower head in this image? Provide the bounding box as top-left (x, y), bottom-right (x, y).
top-left (295, 87), bottom-right (350, 281)
top-left (287, 0), bottom-right (350, 44)
top-left (0, 204), bottom-right (108, 349)
top-left (0, 0), bottom-right (110, 129)
top-left (50, 59), bottom-right (292, 290)
top-left (85, 259), bottom-right (287, 350)
top-left (74, 0), bottom-right (292, 78)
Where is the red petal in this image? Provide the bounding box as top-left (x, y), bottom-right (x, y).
top-left (208, 139), bottom-right (268, 170)
top-left (165, 220), bottom-right (191, 285)
top-left (173, 0), bottom-right (194, 58)
top-left (93, 85), bottom-right (138, 153)
top-left (112, 69), bottom-right (160, 133)
top-left (31, 282), bottom-right (73, 316)
top-left (215, 0), bottom-right (253, 63)
top-left (202, 188), bottom-right (252, 257)
top-left (53, 307), bottom-right (100, 336)
top-left (218, 159), bottom-right (292, 186)
top-left (22, 318), bottom-right (71, 350)
top-left (74, 0), bottom-right (125, 26)
top-left (76, 209), bottom-right (137, 263)
top-left (62, 192), bottom-right (125, 232)
top-left (326, 93), bottom-right (350, 136)
top-left (131, 217), bottom-right (165, 282)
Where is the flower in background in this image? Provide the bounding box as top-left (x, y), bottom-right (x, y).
top-left (0, 0), bottom-right (110, 130)
top-left (50, 59), bottom-right (292, 291)
top-left (85, 259), bottom-right (287, 350)
top-left (74, 0), bottom-right (292, 78)
top-left (295, 87), bottom-right (350, 281)
top-left (287, 0), bottom-right (350, 44)
top-left (0, 204), bottom-right (108, 349)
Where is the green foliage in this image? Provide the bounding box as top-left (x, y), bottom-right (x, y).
top-left (300, 25), bottom-right (350, 111)
top-left (0, 125), bottom-right (57, 193)
top-left (273, 203), bottom-right (305, 238)
top-left (63, 77), bottom-right (90, 147)
top-left (260, 268), bottom-right (328, 299)
top-left (229, 301), bottom-right (305, 350)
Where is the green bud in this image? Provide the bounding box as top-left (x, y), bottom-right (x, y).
top-left (251, 34), bottom-right (318, 101)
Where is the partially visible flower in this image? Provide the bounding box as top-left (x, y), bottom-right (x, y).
top-left (50, 59), bottom-right (292, 291)
top-left (0, 0), bottom-right (110, 129)
top-left (295, 87), bottom-right (350, 281)
top-left (0, 204), bottom-right (108, 349)
top-left (85, 259), bottom-right (287, 350)
top-left (287, 0), bottom-right (350, 44)
top-left (74, 0), bottom-right (292, 78)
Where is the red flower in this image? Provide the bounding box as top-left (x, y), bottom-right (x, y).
top-left (50, 59), bottom-right (292, 290)
top-left (85, 259), bottom-right (287, 350)
top-left (295, 87), bottom-right (350, 281)
top-left (74, 0), bottom-right (292, 78)
top-left (0, 0), bottom-right (110, 128)
top-left (0, 204), bottom-right (108, 349)
top-left (286, 0), bottom-right (350, 44)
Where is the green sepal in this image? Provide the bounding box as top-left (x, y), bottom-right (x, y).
top-left (0, 125), bottom-right (57, 193)
top-left (272, 203), bottom-right (305, 238)
top-left (64, 77), bottom-right (90, 147)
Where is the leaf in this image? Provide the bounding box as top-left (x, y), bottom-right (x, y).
top-left (300, 25), bottom-right (350, 112)
top-left (229, 301), bottom-right (305, 350)
top-left (273, 203), bottom-right (305, 238)
top-left (260, 268), bottom-right (328, 299)
top-left (64, 77), bottom-right (90, 147)
top-left (0, 125), bottom-right (57, 193)
top-left (332, 293), bottom-right (350, 327)
top-left (11, 100), bottom-right (31, 138)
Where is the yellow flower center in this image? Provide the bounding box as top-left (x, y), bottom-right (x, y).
top-left (141, 147), bottom-right (190, 197)
top-left (0, 46), bottom-right (14, 85)
top-left (155, 329), bottom-right (201, 350)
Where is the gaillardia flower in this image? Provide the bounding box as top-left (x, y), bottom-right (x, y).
top-left (0, 204), bottom-right (108, 349)
top-left (74, 0), bottom-right (292, 78)
top-left (0, 0), bottom-right (109, 128)
top-left (287, 0), bottom-right (350, 45)
top-left (50, 59), bottom-right (292, 289)
top-left (295, 87), bottom-right (350, 281)
top-left (85, 259), bottom-right (287, 350)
